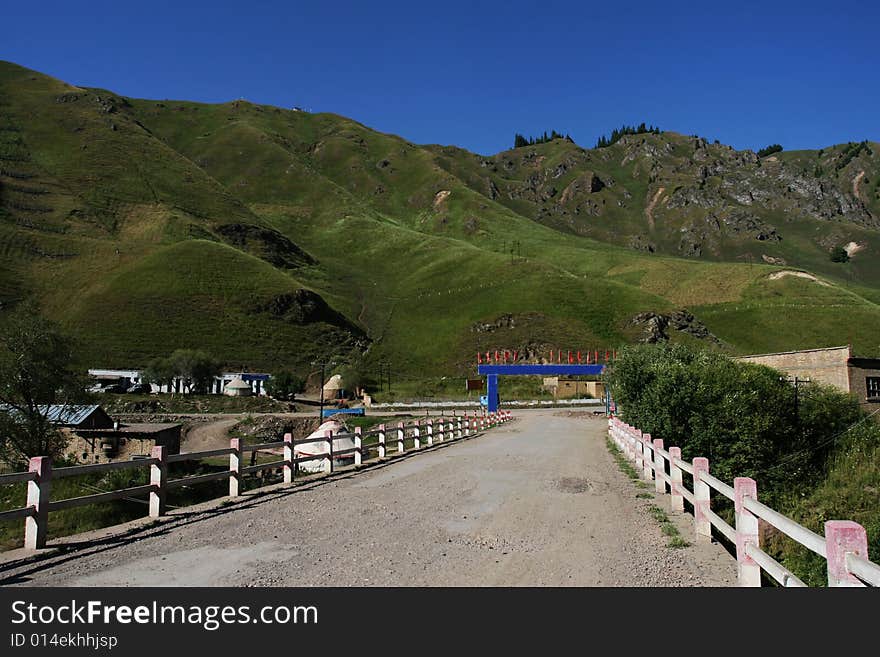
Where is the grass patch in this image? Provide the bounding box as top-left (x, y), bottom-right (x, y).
top-left (607, 438), bottom-right (691, 550)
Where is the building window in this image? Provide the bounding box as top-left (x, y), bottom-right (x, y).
top-left (867, 377), bottom-right (880, 400)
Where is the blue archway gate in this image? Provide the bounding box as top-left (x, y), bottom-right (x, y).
top-left (476, 364), bottom-right (605, 412)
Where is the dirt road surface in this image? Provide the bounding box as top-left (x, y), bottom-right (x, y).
top-left (1, 411), bottom-right (735, 587)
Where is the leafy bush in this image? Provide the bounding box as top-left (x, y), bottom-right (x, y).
top-left (830, 246), bottom-right (850, 263)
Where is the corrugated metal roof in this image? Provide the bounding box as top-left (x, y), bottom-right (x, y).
top-left (44, 405), bottom-right (102, 425)
top-left (0, 404), bottom-right (103, 426)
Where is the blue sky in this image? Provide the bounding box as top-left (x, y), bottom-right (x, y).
top-left (3, 0), bottom-right (878, 155)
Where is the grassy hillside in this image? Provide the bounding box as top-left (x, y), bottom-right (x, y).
top-left (3, 60), bottom-right (880, 381)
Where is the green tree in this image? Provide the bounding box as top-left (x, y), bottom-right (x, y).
top-left (830, 246), bottom-right (850, 263)
top-left (0, 303), bottom-right (85, 466)
top-left (265, 370), bottom-right (306, 401)
top-left (142, 349), bottom-right (221, 394)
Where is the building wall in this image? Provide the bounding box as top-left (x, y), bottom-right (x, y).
top-left (551, 380), bottom-right (605, 399)
top-left (848, 365), bottom-right (880, 412)
top-left (737, 346), bottom-right (852, 392)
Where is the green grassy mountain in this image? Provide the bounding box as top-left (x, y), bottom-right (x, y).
top-left (3, 60), bottom-right (880, 380)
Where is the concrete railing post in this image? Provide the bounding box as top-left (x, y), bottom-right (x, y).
top-left (634, 430), bottom-right (643, 471)
top-left (283, 433), bottom-right (294, 483)
top-left (457, 415), bottom-right (463, 438)
top-left (464, 413), bottom-right (470, 437)
top-left (149, 445), bottom-right (167, 518)
top-left (354, 427), bottom-right (362, 466)
top-left (396, 422), bottom-right (405, 454)
top-left (669, 447), bottom-right (684, 512)
top-left (825, 520), bottom-right (869, 587)
top-left (653, 438), bottom-right (665, 494)
top-left (693, 457), bottom-right (711, 541)
top-left (734, 477), bottom-right (761, 587)
top-left (325, 430), bottom-right (334, 473)
top-left (438, 418), bottom-right (445, 442)
top-left (378, 424), bottom-right (386, 458)
top-left (642, 434), bottom-right (653, 481)
top-left (229, 438), bottom-right (243, 498)
top-left (413, 421), bottom-right (421, 450)
top-left (426, 420), bottom-right (434, 446)
top-left (24, 456), bottom-right (52, 550)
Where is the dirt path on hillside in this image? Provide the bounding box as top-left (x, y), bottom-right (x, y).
top-left (180, 418), bottom-right (239, 453)
top-left (853, 170), bottom-right (865, 200)
top-left (1, 411), bottom-right (736, 587)
top-left (645, 186), bottom-right (665, 230)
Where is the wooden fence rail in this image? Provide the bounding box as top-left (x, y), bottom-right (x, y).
top-left (1, 409), bottom-right (513, 551)
top-left (609, 416), bottom-right (880, 587)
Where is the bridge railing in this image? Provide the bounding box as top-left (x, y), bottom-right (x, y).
top-left (0, 409), bottom-right (513, 551)
top-left (609, 416), bottom-right (880, 587)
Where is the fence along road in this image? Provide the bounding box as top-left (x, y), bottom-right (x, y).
top-left (1, 411), bottom-right (735, 586)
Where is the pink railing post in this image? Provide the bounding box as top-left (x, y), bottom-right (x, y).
top-left (325, 430), bottom-right (334, 473)
top-left (734, 477), bottom-right (761, 587)
top-left (634, 429), bottom-right (643, 471)
top-left (354, 427), bottom-right (362, 466)
top-left (642, 433), bottom-right (653, 481)
top-left (653, 438), bottom-right (665, 494)
top-left (825, 520), bottom-right (869, 587)
top-left (149, 445), bottom-right (167, 518)
top-left (693, 457), bottom-right (711, 541)
top-left (229, 438), bottom-right (243, 497)
top-left (426, 419), bottom-right (434, 446)
top-left (464, 413), bottom-right (470, 437)
top-left (24, 456), bottom-right (52, 550)
top-left (669, 447), bottom-right (683, 512)
top-left (413, 421), bottom-right (421, 450)
top-left (378, 424), bottom-right (387, 458)
top-left (283, 433), bottom-right (294, 483)
top-left (396, 422), bottom-right (405, 454)
top-left (456, 414), bottom-right (463, 438)
top-left (438, 418), bottom-right (445, 442)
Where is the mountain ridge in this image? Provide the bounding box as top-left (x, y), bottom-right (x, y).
top-left (3, 60), bottom-right (880, 378)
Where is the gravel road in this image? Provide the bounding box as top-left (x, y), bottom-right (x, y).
top-left (1, 411), bottom-right (735, 587)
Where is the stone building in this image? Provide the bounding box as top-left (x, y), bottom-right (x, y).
top-left (542, 377), bottom-right (605, 400)
top-left (737, 346), bottom-right (880, 411)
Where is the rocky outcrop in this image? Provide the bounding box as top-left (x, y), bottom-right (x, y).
top-left (629, 310), bottom-right (720, 344)
top-left (216, 223), bottom-right (316, 269)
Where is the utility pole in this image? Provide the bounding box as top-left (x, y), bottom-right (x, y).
top-left (312, 359), bottom-right (335, 422)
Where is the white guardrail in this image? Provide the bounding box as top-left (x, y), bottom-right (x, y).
top-left (609, 416), bottom-right (880, 587)
top-left (0, 410), bottom-right (513, 551)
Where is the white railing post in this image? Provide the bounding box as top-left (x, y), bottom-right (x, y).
top-left (149, 445), bottom-right (167, 518)
top-left (24, 456), bottom-right (52, 550)
top-left (464, 413), bottom-right (470, 436)
top-left (438, 418), bottom-right (445, 442)
top-left (642, 434), bottom-right (653, 481)
top-left (693, 457), bottom-right (711, 541)
top-left (229, 438), bottom-right (243, 497)
top-left (734, 477), bottom-right (761, 587)
top-left (354, 427), bottom-right (362, 466)
top-left (378, 424), bottom-right (386, 458)
top-left (669, 446), bottom-right (683, 513)
top-left (825, 520), bottom-right (869, 587)
top-left (653, 438), bottom-right (665, 494)
top-left (426, 419), bottom-right (434, 446)
top-left (413, 421), bottom-right (421, 450)
top-left (283, 432), bottom-right (294, 483)
top-left (634, 429), bottom-right (643, 471)
top-left (457, 414), bottom-right (463, 438)
top-left (325, 430), bottom-right (334, 473)
top-left (396, 422), bottom-right (405, 454)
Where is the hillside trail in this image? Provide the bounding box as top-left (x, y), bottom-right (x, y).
top-left (2, 411), bottom-right (736, 587)
top-left (853, 170), bottom-right (865, 200)
top-left (645, 187), bottom-right (665, 230)
top-left (181, 418), bottom-right (239, 453)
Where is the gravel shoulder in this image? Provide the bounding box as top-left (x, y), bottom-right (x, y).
top-left (0, 411), bottom-right (735, 587)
